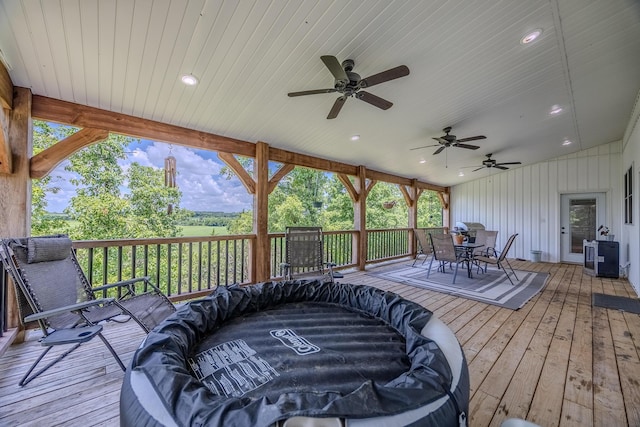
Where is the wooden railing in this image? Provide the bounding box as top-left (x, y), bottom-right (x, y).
top-left (366, 228), bottom-right (411, 262)
top-left (0, 228), bottom-right (447, 319)
top-left (73, 235), bottom-right (255, 302)
top-left (65, 227), bottom-right (446, 301)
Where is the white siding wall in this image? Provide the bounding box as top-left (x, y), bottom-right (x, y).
top-left (621, 91), bottom-right (640, 295)
top-left (450, 140), bottom-right (622, 266)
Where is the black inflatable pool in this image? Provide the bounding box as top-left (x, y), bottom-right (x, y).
top-left (120, 280), bottom-right (469, 427)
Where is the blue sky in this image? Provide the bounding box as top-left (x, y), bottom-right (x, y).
top-left (45, 140), bottom-right (254, 213)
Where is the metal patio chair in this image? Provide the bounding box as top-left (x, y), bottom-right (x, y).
top-left (0, 235), bottom-right (176, 386)
top-left (280, 227), bottom-right (343, 283)
top-left (412, 229), bottom-right (433, 267)
top-left (474, 229), bottom-right (498, 273)
top-left (427, 232), bottom-right (468, 284)
top-left (473, 233), bottom-right (519, 285)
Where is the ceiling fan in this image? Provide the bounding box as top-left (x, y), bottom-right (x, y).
top-left (410, 126), bottom-right (486, 155)
top-left (467, 153), bottom-right (522, 171)
top-left (287, 55), bottom-right (410, 119)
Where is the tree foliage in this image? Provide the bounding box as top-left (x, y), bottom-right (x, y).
top-left (32, 121), bottom-right (444, 239)
top-left (31, 121), bottom-right (185, 239)
top-left (225, 164), bottom-right (444, 233)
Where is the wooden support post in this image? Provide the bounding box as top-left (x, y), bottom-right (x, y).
top-left (254, 141), bottom-right (270, 282)
top-left (403, 182), bottom-right (419, 256)
top-left (355, 166), bottom-right (368, 271)
top-left (0, 87), bottom-right (32, 339)
top-left (438, 189), bottom-right (450, 231)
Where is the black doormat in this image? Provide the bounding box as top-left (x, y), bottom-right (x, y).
top-left (592, 293), bottom-right (640, 314)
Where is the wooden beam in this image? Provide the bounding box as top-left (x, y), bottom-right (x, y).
top-left (30, 128), bottom-right (109, 179)
top-left (32, 95), bottom-right (255, 157)
top-left (0, 107), bottom-right (10, 174)
top-left (268, 146), bottom-right (357, 176)
top-left (217, 152), bottom-right (256, 194)
top-left (0, 61), bottom-right (12, 174)
top-left (32, 96), bottom-right (444, 192)
top-left (399, 184), bottom-right (414, 207)
top-left (415, 181), bottom-right (446, 193)
top-left (367, 169), bottom-right (413, 186)
top-left (337, 173), bottom-right (359, 202)
top-left (268, 163), bottom-right (294, 194)
top-left (0, 60), bottom-right (11, 110)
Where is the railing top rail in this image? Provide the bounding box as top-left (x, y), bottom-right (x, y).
top-left (367, 227), bottom-right (412, 232)
top-left (73, 234), bottom-right (256, 248)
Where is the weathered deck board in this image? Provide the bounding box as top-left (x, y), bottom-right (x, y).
top-left (0, 260), bottom-right (639, 427)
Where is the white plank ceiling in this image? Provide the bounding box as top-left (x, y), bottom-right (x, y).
top-left (1, 0), bottom-right (639, 186)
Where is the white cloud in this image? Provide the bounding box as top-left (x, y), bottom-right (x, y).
top-left (44, 141), bottom-right (253, 213)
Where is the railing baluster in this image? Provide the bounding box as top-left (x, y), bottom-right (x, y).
top-left (155, 244), bottom-right (161, 290)
top-left (197, 241), bottom-right (203, 292)
top-left (207, 242), bottom-right (212, 288)
top-left (216, 241), bottom-right (221, 287)
top-left (167, 243), bottom-right (172, 297)
top-left (131, 245), bottom-right (136, 280)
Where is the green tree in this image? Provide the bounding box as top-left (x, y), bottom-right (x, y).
top-left (31, 122), bottom-right (185, 240)
top-left (31, 121), bottom-right (73, 236)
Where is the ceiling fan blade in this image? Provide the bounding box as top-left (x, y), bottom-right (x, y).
top-left (321, 55), bottom-right (348, 82)
top-left (434, 137), bottom-right (448, 144)
top-left (455, 143), bottom-right (480, 150)
top-left (495, 165), bottom-right (509, 170)
top-left (288, 88), bottom-right (337, 97)
top-left (496, 162), bottom-right (522, 166)
top-left (433, 146), bottom-right (445, 155)
top-left (327, 96), bottom-right (347, 119)
top-left (472, 167), bottom-right (485, 172)
top-left (360, 65), bottom-right (410, 88)
top-left (356, 91), bottom-right (393, 110)
top-left (409, 144), bottom-right (440, 151)
top-left (457, 135), bottom-right (486, 143)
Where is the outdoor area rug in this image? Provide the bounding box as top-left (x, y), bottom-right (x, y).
top-left (369, 264), bottom-right (549, 310)
top-left (592, 293), bottom-right (640, 314)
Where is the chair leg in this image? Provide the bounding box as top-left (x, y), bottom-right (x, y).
top-left (504, 258), bottom-right (518, 281)
top-left (498, 262), bottom-right (516, 286)
top-left (452, 260), bottom-right (459, 284)
top-left (19, 344), bottom-right (79, 386)
top-left (426, 256), bottom-right (435, 278)
top-left (97, 332), bottom-right (126, 371)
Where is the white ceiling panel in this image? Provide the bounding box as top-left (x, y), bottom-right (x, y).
top-left (1, 0), bottom-right (639, 186)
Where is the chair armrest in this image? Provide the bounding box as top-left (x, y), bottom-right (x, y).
top-left (24, 298), bottom-right (115, 323)
top-left (92, 276), bottom-right (151, 292)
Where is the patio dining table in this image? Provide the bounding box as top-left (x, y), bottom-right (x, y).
top-left (454, 242), bottom-right (484, 278)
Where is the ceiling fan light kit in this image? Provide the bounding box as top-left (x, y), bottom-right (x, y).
top-left (287, 55), bottom-right (409, 119)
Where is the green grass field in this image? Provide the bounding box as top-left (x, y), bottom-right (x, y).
top-left (179, 225), bottom-right (228, 236)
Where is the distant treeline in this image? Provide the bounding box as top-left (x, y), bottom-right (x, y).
top-left (45, 211), bottom-right (241, 227)
top-left (181, 211), bottom-right (240, 227)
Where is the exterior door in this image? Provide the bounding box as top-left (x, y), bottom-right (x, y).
top-left (560, 193), bottom-right (605, 263)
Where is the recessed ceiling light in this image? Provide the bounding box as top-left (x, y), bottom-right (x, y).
top-left (521, 29), bottom-right (543, 45)
top-left (458, 171), bottom-right (465, 177)
top-left (350, 135), bottom-right (360, 141)
top-left (419, 159), bottom-right (426, 164)
top-left (181, 74), bottom-right (199, 86)
top-left (562, 139), bottom-right (572, 146)
top-left (549, 104), bottom-right (563, 115)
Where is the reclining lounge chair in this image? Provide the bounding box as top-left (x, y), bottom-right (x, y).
top-left (0, 235), bottom-right (176, 386)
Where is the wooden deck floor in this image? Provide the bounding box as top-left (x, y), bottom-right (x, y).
top-left (1, 260), bottom-right (639, 426)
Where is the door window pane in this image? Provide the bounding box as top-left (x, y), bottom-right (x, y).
top-left (570, 198), bottom-right (596, 253)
